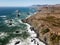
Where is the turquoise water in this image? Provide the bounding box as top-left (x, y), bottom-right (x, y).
top-left (0, 7), bottom-right (36, 45)
top-left (0, 7), bottom-right (36, 32)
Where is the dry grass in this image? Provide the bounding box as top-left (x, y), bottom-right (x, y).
top-left (40, 16), bottom-right (60, 27)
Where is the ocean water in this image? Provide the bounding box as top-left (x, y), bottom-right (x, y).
top-left (0, 7), bottom-right (37, 45)
top-left (0, 7), bottom-right (45, 45)
top-left (0, 7), bottom-right (36, 32)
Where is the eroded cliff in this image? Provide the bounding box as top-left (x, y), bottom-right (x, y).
top-left (22, 5), bottom-right (60, 45)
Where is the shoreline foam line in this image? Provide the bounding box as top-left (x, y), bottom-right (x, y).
top-left (6, 11), bottom-right (45, 45)
top-left (22, 12), bottom-right (45, 45)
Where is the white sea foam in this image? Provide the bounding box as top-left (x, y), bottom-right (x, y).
top-left (18, 19), bottom-right (23, 23)
top-left (0, 32), bottom-right (8, 39)
top-left (26, 23), bottom-right (45, 45)
top-left (26, 12), bottom-right (37, 19)
top-left (7, 38), bottom-right (21, 45)
top-left (4, 19), bottom-right (16, 27)
top-left (6, 12), bottom-right (45, 45)
top-left (6, 21), bottom-right (45, 45)
top-left (22, 12), bottom-right (45, 45)
top-left (0, 15), bottom-right (6, 18)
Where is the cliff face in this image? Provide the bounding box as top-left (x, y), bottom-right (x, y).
top-left (23, 6), bottom-right (60, 45)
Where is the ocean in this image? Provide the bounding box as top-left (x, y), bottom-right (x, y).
top-left (0, 7), bottom-right (45, 45)
top-left (0, 7), bottom-right (36, 32)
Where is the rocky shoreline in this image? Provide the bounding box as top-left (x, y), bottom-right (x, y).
top-left (30, 27), bottom-right (48, 45)
top-left (22, 13), bottom-right (48, 45)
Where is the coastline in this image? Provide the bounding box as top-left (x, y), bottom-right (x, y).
top-left (27, 23), bottom-right (48, 45)
top-left (25, 23), bottom-right (45, 45)
top-left (22, 12), bottom-right (47, 45)
top-left (26, 12), bottom-right (37, 19)
top-left (30, 26), bottom-right (48, 45)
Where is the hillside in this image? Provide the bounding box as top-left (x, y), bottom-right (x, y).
top-left (23, 5), bottom-right (60, 45)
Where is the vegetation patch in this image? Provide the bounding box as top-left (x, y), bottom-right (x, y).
top-left (41, 28), bottom-right (50, 34)
top-left (50, 33), bottom-right (60, 43)
top-left (41, 16), bottom-right (60, 27)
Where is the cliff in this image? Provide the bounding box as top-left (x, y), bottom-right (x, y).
top-left (22, 5), bottom-right (60, 45)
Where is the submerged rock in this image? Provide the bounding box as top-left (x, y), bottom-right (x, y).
top-left (30, 27), bottom-right (35, 31)
top-left (15, 41), bottom-right (20, 45)
top-left (31, 39), bottom-right (33, 42)
top-left (16, 31), bottom-right (19, 33)
top-left (21, 19), bottom-right (27, 23)
top-left (9, 23), bottom-right (12, 25)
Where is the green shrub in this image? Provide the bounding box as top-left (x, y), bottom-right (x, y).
top-left (50, 33), bottom-right (57, 41)
top-left (41, 28), bottom-right (50, 34)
